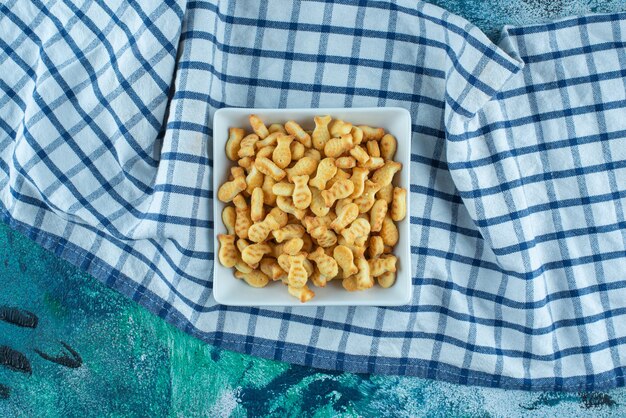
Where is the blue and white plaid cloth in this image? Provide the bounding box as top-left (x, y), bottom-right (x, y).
top-left (2, 0), bottom-right (626, 391)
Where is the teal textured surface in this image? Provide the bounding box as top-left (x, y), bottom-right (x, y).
top-left (1, 222), bottom-right (625, 416)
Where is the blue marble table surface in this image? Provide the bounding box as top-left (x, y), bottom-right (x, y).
top-left (2, 1), bottom-right (626, 416)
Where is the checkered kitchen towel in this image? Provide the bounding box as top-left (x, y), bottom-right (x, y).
top-left (2, 0), bottom-right (626, 391)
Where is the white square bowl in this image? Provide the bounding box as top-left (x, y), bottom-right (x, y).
top-left (212, 107), bottom-right (412, 306)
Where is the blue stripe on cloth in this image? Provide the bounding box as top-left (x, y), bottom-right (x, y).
top-left (2, 0), bottom-right (626, 391)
